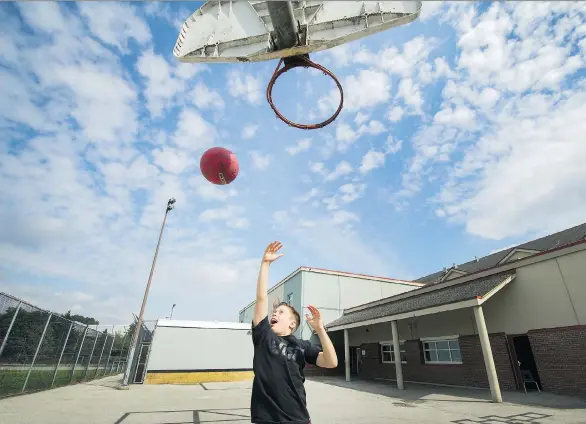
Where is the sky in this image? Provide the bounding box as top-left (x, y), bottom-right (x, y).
top-left (1, 1), bottom-right (585, 325)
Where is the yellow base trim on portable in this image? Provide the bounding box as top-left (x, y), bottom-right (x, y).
top-left (145, 370), bottom-right (254, 385)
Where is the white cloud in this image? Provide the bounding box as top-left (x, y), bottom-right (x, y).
top-left (357, 36), bottom-right (438, 78)
top-left (316, 69), bottom-right (391, 119)
top-left (242, 124), bottom-right (259, 140)
top-left (438, 89), bottom-right (586, 240)
top-left (358, 120), bottom-right (386, 135)
top-left (391, 1), bottom-right (586, 241)
top-left (298, 219), bottom-right (317, 228)
top-left (286, 138), bottom-right (312, 155)
top-left (360, 150), bottom-right (386, 174)
top-left (388, 106), bottom-right (405, 122)
top-left (188, 176), bottom-right (238, 201)
top-left (272, 209), bottom-right (406, 279)
top-left (0, 3), bottom-right (272, 324)
top-left (294, 188), bottom-right (320, 203)
top-left (326, 161), bottom-right (353, 181)
top-left (6, 1), bottom-right (585, 324)
top-left (325, 43), bottom-right (355, 68)
top-left (143, 2), bottom-right (189, 30)
top-left (136, 49), bottom-right (207, 117)
top-left (250, 151), bottom-right (271, 170)
top-left (153, 147), bottom-right (193, 174)
top-left (434, 105), bottom-right (476, 129)
top-left (331, 120), bottom-right (387, 155)
top-left (335, 122), bottom-right (359, 146)
top-left (397, 78), bottom-right (424, 114)
top-left (359, 135), bottom-right (402, 174)
top-left (324, 183), bottom-right (366, 211)
top-left (193, 81), bottom-right (225, 110)
top-left (227, 70), bottom-right (262, 105)
top-left (344, 69), bottom-right (391, 111)
top-left (339, 183), bottom-right (366, 204)
top-left (173, 109), bottom-right (217, 151)
top-left (354, 112), bottom-right (370, 126)
top-left (385, 135), bottom-right (403, 154)
top-left (332, 210), bottom-right (360, 225)
top-left (272, 210), bottom-right (289, 224)
top-left (78, 2), bottom-right (152, 52)
top-left (199, 205), bottom-right (250, 229)
top-left (420, 1), bottom-right (445, 22)
top-left (309, 161), bottom-right (327, 176)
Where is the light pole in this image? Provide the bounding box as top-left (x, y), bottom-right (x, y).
top-left (120, 197), bottom-right (176, 387)
top-left (170, 303), bottom-right (176, 320)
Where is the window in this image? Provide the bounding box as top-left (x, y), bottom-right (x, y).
top-left (380, 342), bottom-right (407, 363)
top-left (422, 338), bottom-right (462, 364)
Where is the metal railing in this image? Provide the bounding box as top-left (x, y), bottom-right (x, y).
top-left (0, 292), bottom-right (132, 397)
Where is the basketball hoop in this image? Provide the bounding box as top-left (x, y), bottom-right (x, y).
top-left (266, 54), bottom-right (344, 130)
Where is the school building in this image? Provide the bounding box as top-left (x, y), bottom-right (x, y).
top-left (324, 223), bottom-right (586, 400)
top-left (238, 267), bottom-right (424, 340)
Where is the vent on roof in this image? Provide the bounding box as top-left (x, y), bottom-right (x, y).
top-left (474, 256), bottom-right (479, 263)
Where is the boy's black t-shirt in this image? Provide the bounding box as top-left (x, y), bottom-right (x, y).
top-left (250, 316), bottom-right (322, 424)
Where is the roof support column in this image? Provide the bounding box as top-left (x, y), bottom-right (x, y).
top-left (391, 320), bottom-right (404, 390)
top-left (473, 305), bottom-right (502, 403)
top-left (344, 329), bottom-right (350, 382)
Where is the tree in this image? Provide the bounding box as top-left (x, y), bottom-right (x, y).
top-left (63, 310), bottom-right (99, 326)
top-left (0, 307), bottom-right (56, 364)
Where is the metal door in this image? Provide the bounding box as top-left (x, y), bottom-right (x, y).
top-left (132, 342), bottom-right (151, 384)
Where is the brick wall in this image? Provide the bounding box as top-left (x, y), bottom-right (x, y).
top-left (528, 325), bottom-right (586, 398)
top-left (357, 333), bottom-right (516, 390)
top-left (304, 343), bottom-right (345, 377)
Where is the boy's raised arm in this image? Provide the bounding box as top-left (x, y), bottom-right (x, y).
top-left (253, 241), bottom-right (284, 326)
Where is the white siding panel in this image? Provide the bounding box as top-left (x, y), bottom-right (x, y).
top-left (147, 326), bottom-right (253, 371)
top-left (556, 250), bottom-right (586, 325)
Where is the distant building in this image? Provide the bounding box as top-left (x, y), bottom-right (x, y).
top-left (326, 223), bottom-right (586, 400)
top-left (144, 320), bottom-right (254, 385)
top-left (238, 267), bottom-right (424, 341)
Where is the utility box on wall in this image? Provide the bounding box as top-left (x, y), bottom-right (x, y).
top-left (144, 320), bottom-right (254, 385)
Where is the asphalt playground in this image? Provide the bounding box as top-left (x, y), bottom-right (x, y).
top-left (1, 375), bottom-right (585, 424)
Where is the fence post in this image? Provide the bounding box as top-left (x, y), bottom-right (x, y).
top-left (70, 325), bottom-right (89, 383)
top-left (0, 301), bottom-right (22, 358)
top-left (102, 326), bottom-right (116, 377)
top-left (93, 329), bottom-right (109, 380)
top-left (83, 326), bottom-right (99, 380)
top-left (115, 329), bottom-right (130, 376)
top-left (51, 322), bottom-right (73, 388)
top-left (22, 313), bottom-right (52, 393)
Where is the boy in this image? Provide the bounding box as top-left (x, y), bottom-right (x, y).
top-left (251, 241), bottom-right (338, 424)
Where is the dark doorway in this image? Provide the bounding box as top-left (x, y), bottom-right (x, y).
top-left (349, 347), bottom-right (361, 375)
top-left (511, 335), bottom-right (542, 391)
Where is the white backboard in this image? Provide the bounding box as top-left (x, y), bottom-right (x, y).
top-left (174, 1), bottom-right (422, 63)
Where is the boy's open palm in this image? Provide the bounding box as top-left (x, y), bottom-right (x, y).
top-left (263, 241), bottom-right (284, 263)
top-left (305, 305), bottom-right (324, 332)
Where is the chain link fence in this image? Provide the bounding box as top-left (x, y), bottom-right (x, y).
top-left (0, 292), bottom-right (133, 398)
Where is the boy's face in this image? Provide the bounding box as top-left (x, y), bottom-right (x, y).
top-left (270, 304), bottom-right (296, 336)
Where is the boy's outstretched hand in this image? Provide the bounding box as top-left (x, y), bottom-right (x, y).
top-left (305, 305), bottom-right (324, 332)
top-left (262, 241), bottom-right (284, 264)
top-left (308, 304), bottom-right (338, 368)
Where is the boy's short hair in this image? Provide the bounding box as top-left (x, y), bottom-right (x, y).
top-left (274, 301), bottom-right (301, 332)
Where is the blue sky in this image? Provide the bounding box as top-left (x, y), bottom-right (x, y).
top-left (1, 2), bottom-right (586, 325)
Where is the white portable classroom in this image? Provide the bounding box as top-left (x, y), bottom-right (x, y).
top-left (144, 319), bottom-right (254, 384)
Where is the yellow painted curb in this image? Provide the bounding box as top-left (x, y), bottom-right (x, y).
top-left (145, 370), bottom-right (254, 385)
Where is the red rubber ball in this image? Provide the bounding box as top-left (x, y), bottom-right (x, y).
top-left (200, 147), bottom-right (239, 185)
